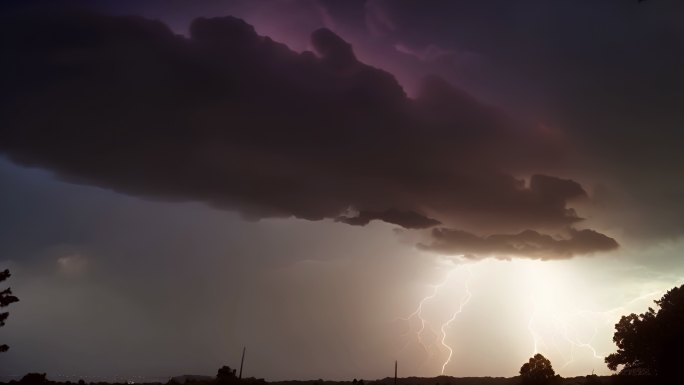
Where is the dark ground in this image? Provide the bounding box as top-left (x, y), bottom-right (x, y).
top-left (4, 374), bottom-right (678, 385)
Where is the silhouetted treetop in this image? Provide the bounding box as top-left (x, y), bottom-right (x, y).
top-left (217, 366), bottom-right (239, 385)
top-left (605, 284), bottom-right (684, 378)
top-left (20, 372), bottom-right (48, 385)
top-left (519, 354), bottom-right (559, 385)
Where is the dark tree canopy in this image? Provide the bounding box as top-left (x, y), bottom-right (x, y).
top-left (1, 269), bottom-right (20, 352)
top-left (217, 365), bottom-right (239, 385)
top-left (519, 354), bottom-right (558, 385)
top-left (19, 373), bottom-right (47, 385)
top-left (605, 284), bottom-right (684, 377)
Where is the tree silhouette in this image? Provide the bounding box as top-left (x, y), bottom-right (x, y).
top-left (217, 365), bottom-right (239, 385)
top-left (605, 284), bottom-right (684, 377)
top-left (20, 373), bottom-right (47, 384)
top-left (519, 354), bottom-right (558, 385)
top-left (1, 269), bottom-right (20, 352)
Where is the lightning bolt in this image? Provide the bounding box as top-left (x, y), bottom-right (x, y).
top-left (439, 266), bottom-right (473, 374)
top-left (393, 260), bottom-right (473, 375)
top-left (526, 294), bottom-right (606, 369)
top-left (394, 269), bottom-right (456, 354)
top-left (526, 288), bottom-right (670, 370)
top-left (395, 259), bottom-right (680, 377)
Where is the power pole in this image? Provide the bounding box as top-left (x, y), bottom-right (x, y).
top-left (239, 346), bottom-right (246, 380)
top-left (394, 360), bottom-right (397, 385)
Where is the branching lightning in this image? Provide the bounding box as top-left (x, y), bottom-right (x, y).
top-left (394, 258), bottom-right (681, 377)
top-left (393, 259), bottom-right (473, 375)
top-left (525, 287), bottom-right (668, 370)
top-left (395, 269), bottom-right (456, 354)
top-left (527, 308), bottom-right (603, 370)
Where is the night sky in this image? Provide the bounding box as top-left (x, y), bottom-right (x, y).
top-left (2, 0), bottom-right (684, 382)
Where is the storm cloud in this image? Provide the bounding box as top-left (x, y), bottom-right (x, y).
top-left (0, 7), bottom-right (614, 257)
top-left (421, 227), bottom-right (619, 260)
top-left (7, 1), bottom-right (684, 381)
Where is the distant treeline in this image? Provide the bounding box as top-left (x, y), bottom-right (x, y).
top-left (1, 373), bottom-right (679, 385)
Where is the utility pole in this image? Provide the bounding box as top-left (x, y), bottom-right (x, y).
top-left (394, 360), bottom-right (397, 385)
top-left (239, 346), bottom-right (246, 380)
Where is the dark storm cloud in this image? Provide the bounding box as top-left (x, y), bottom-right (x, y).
top-left (349, 0), bottom-right (684, 240)
top-left (336, 209), bottom-right (440, 229)
top-left (421, 227), bottom-right (619, 260)
top-left (0, 6), bottom-right (614, 256)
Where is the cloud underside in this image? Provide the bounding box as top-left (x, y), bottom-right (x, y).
top-left (0, 9), bottom-right (617, 258)
top-left (420, 228), bottom-right (619, 260)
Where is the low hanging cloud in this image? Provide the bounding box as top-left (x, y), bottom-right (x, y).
top-left (0, 7), bottom-right (616, 258)
top-left (336, 209), bottom-right (441, 229)
top-left (421, 227), bottom-right (619, 260)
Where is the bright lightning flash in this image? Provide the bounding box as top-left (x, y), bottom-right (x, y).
top-left (392, 258), bottom-right (679, 378)
top-left (521, 261), bottom-right (675, 372)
